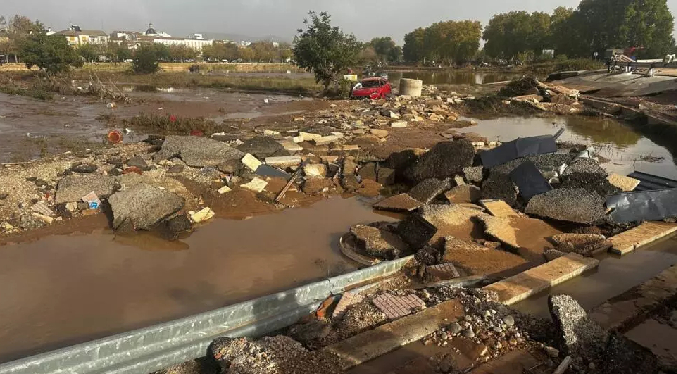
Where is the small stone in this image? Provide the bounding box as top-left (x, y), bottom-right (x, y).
top-left (303, 163), bottom-right (327, 177)
top-left (391, 121), bottom-right (408, 128)
top-left (189, 207), bottom-right (215, 224)
top-left (502, 315), bottom-right (515, 327)
top-left (71, 163), bottom-right (97, 174)
top-left (126, 156), bottom-right (148, 170)
top-left (493, 326), bottom-right (503, 333)
top-left (218, 186), bottom-right (232, 194)
top-left (167, 164), bottom-right (185, 174)
top-left (241, 178), bottom-right (268, 193)
top-left (370, 129), bottom-right (389, 138)
top-left (449, 322), bottom-right (463, 335)
top-left (463, 329), bottom-right (475, 338)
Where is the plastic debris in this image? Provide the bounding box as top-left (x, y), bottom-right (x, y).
top-left (510, 161), bottom-right (552, 201)
top-left (480, 134), bottom-right (558, 168)
top-left (607, 188), bottom-right (677, 223)
top-left (81, 191), bottom-right (101, 209)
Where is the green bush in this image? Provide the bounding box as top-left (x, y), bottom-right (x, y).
top-left (132, 45), bottom-right (161, 74)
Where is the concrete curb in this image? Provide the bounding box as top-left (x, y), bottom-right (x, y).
top-left (482, 253), bottom-right (599, 305)
top-left (0, 256), bottom-right (414, 374)
top-left (610, 222), bottom-right (677, 255)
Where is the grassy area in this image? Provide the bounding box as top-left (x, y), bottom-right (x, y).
top-left (121, 113), bottom-right (224, 135)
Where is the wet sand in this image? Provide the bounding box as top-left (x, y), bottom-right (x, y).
top-left (0, 196), bottom-right (394, 363)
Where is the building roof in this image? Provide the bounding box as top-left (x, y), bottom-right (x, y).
top-left (57, 29), bottom-right (108, 37)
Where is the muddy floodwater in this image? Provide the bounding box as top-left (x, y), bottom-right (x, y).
top-left (0, 196), bottom-right (394, 363)
top-left (460, 116), bottom-right (677, 179)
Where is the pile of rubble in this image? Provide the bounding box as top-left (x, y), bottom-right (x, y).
top-left (502, 76), bottom-right (583, 115)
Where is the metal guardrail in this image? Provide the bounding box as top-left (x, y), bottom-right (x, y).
top-left (0, 256), bottom-right (413, 374)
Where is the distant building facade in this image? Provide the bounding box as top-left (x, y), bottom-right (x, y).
top-left (56, 25), bottom-right (108, 46)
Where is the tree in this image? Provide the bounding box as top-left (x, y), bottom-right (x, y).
top-left (483, 11), bottom-right (552, 59)
top-left (278, 43), bottom-right (293, 62)
top-left (293, 11), bottom-right (361, 89)
top-left (239, 47), bottom-right (255, 62)
top-left (358, 45), bottom-right (378, 64)
top-left (168, 45), bottom-right (197, 62)
top-left (106, 43), bottom-right (132, 63)
top-left (132, 44), bottom-right (161, 74)
top-left (369, 37), bottom-right (402, 63)
top-left (18, 32), bottom-right (81, 74)
top-left (403, 28), bottom-right (426, 63)
top-left (250, 41), bottom-right (277, 62)
top-left (77, 44), bottom-right (101, 63)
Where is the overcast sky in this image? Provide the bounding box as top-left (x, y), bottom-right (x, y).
top-left (2, 0), bottom-right (676, 42)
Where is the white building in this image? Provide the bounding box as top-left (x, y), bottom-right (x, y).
top-left (143, 23), bottom-right (214, 51)
top-left (56, 25), bottom-right (109, 46)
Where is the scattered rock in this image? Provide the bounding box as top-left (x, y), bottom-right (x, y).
top-left (56, 174), bottom-right (116, 204)
top-left (358, 163), bottom-right (378, 181)
top-left (304, 163), bottom-right (327, 178)
top-left (349, 224), bottom-right (409, 260)
top-left (340, 175), bottom-right (362, 192)
top-left (377, 167), bottom-right (395, 185)
top-left (158, 214), bottom-right (193, 240)
top-left (19, 213), bottom-right (46, 230)
top-left (397, 214), bottom-right (438, 249)
top-left (526, 188), bottom-right (606, 224)
top-left (108, 183), bottom-right (185, 230)
top-left (373, 193), bottom-right (422, 212)
top-left (370, 129), bottom-right (389, 138)
top-left (404, 140), bottom-right (475, 183)
top-left (445, 184), bottom-right (481, 204)
top-left (71, 163), bottom-right (98, 174)
top-left (237, 136), bottom-right (287, 159)
top-left (167, 164), bottom-right (185, 174)
top-left (126, 156), bottom-right (148, 170)
top-left (155, 135), bottom-right (245, 168)
top-left (549, 233), bottom-right (611, 256)
top-left (218, 185), bottom-right (232, 194)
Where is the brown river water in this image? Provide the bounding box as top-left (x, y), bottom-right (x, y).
top-left (0, 196), bottom-right (394, 363)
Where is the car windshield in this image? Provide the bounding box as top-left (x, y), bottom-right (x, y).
top-left (361, 80), bottom-right (382, 88)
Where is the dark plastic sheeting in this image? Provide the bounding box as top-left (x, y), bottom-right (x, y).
top-left (480, 135), bottom-right (558, 169)
top-left (510, 161), bottom-right (552, 201)
top-left (606, 188), bottom-right (677, 223)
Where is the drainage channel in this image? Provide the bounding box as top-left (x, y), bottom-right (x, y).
top-left (0, 257), bottom-right (413, 374)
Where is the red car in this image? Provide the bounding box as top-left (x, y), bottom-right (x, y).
top-left (350, 77), bottom-right (392, 99)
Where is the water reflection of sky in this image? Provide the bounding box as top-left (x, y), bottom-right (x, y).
top-left (459, 116), bottom-right (677, 179)
top-left (387, 71), bottom-right (519, 86)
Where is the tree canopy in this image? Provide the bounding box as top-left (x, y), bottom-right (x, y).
top-left (402, 21), bottom-right (481, 64)
top-left (18, 31), bottom-right (81, 74)
top-left (293, 11), bottom-right (361, 89)
top-left (368, 37), bottom-right (402, 63)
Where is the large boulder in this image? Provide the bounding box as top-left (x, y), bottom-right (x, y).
top-left (154, 135), bottom-right (245, 168)
top-left (404, 141), bottom-right (475, 183)
top-left (108, 184), bottom-right (185, 230)
top-left (237, 136), bottom-right (288, 159)
top-left (56, 174), bottom-right (117, 204)
top-left (526, 188), bottom-right (606, 224)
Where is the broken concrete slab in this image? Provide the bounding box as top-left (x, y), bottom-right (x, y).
top-left (425, 263), bottom-right (461, 282)
top-left (265, 155), bottom-right (302, 167)
top-left (350, 225), bottom-right (409, 260)
top-left (391, 121), bottom-right (408, 128)
top-left (607, 173), bottom-right (640, 192)
top-left (549, 294), bottom-right (609, 367)
top-left (324, 299), bottom-right (464, 370)
top-left (442, 236), bottom-right (528, 277)
top-left (549, 233), bottom-right (611, 256)
top-left (369, 129), bottom-right (389, 138)
top-left (609, 222), bottom-right (677, 255)
top-left (298, 132), bottom-right (323, 142)
top-left (56, 174), bottom-right (117, 204)
top-left (476, 215), bottom-right (519, 249)
top-left (397, 214), bottom-right (438, 249)
top-left (313, 135), bottom-right (340, 145)
top-left (373, 193), bottom-right (422, 212)
top-left (108, 183), bottom-right (185, 230)
top-left (154, 135), bottom-right (245, 168)
top-left (408, 178), bottom-right (451, 204)
top-left (241, 153), bottom-right (262, 172)
top-left (482, 254), bottom-right (599, 305)
top-left (525, 188), bottom-right (606, 224)
top-left (445, 184), bottom-right (481, 204)
top-left (404, 140), bottom-right (475, 183)
top-left (241, 178), bottom-right (268, 193)
top-left (480, 199), bottom-right (519, 218)
top-left (277, 139), bottom-right (303, 152)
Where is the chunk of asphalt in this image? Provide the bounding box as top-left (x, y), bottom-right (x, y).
top-left (549, 233), bottom-right (611, 256)
top-left (548, 294), bottom-right (609, 363)
top-left (373, 193), bottom-right (422, 212)
top-left (480, 135), bottom-right (557, 168)
top-left (481, 171), bottom-right (518, 207)
top-left (526, 188), bottom-right (606, 224)
top-left (404, 140), bottom-right (475, 183)
top-left (408, 178), bottom-right (451, 204)
top-left (463, 166), bottom-right (484, 183)
top-left (397, 214), bottom-right (438, 249)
